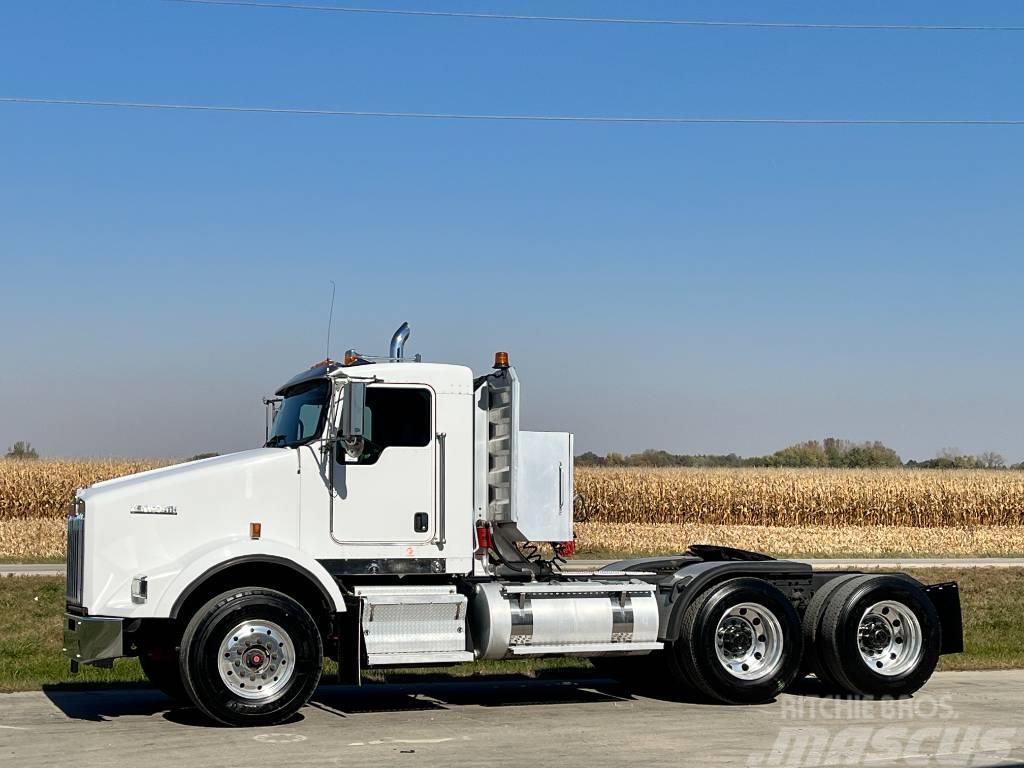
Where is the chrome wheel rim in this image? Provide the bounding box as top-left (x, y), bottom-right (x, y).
top-left (217, 619), bottom-right (295, 700)
top-left (858, 600), bottom-right (923, 677)
top-left (714, 602), bottom-right (785, 681)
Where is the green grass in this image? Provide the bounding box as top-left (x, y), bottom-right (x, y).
top-left (0, 577), bottom-right (146, 692)
top-left (924, 568), bottom-right (1024, 671)
top-left (1, 569), bottom-right (1020, 692)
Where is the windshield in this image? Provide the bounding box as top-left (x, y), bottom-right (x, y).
top-left (266, 380), bottom-right (330, 447)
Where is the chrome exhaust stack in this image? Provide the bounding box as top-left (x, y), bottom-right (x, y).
top-left (389, 322), bottom-right (411, 361)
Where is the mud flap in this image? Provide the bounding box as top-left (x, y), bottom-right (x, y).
top-left (925, 582), bottom-right (964, 655)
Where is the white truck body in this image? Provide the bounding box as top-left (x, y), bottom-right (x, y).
top-left (62, 324), bottom-right (961, 727)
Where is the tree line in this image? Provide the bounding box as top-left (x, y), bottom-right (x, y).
top-left (5, 437), bottom-right (1020, 470)
top-left (2, 442), bottom-right (218, 463)
top-left (577, 439), bottom-right (1023, 469)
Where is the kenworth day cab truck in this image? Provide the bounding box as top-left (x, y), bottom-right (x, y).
top-left (63, 324), bottom-right (963, 726)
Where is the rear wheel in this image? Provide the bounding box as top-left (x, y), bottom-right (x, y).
top-left (667, 578), bottom-right (803, 704)
top-left (800, 574), bottom-right (860, 682)
top-left (817, 575), bottom-right (940, 698)
top-left (179, 588), bottom-right (323, 726)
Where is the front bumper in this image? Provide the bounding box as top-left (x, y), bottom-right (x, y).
top-left (63, 613), bottom-right (123, 669)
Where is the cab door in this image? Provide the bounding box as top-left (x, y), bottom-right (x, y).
top-left (330, 384), bottom-right (437, 544)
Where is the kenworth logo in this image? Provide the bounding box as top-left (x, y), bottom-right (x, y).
top-left (129, 504), bottom-right (178, 516)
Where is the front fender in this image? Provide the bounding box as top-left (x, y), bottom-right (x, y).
top-left (91, 536), bottom-right (346, 618)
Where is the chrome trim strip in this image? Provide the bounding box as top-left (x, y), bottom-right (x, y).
top-left (610, 594), bottom-right (634, 642)
top-left (65, 503), bottom-right (85, 606)
top-left (509, 596), bottom-right (533, 646)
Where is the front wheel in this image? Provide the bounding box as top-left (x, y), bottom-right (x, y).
top-left (179, 588), bottom-right (323, 726)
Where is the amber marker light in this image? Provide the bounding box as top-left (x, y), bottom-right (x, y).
top-left (494, 351), bottom-right (509, 368)
top-left (250, 522), bottom-right (262, 540)
top-left (344, 349), bottom-right (360, 365)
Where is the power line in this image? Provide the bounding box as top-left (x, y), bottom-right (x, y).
top-left (159, 0), bottom-right (1024, 32)
top-left (3, 97), bottom-right (1023, 126)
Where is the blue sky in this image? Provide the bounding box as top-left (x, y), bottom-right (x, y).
top-left (1, 0), bottom-right (1022, 461)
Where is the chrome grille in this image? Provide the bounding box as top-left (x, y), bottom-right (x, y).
top-left (66, 499), bottom-right (85, 605)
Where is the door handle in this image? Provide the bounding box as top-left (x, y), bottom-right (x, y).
top-left (436, 432), bottom-right (447, 545)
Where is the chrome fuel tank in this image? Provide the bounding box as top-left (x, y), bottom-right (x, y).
top-left (470, 580), bottom-right (663, 659)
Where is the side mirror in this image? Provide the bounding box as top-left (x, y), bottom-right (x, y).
top-left (340, 381), bottom-right (367, 459)
top-left (342, 381), bottom-right (366, 438)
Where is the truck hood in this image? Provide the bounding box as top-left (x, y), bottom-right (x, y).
top-left (76, 447), bottom-right (305, 618)
top-left (80, 448), bottom-right (297, 500)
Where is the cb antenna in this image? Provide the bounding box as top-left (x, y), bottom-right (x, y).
top-left (325, 280), bottom-right (336, 362)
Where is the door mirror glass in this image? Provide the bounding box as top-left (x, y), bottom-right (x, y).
top-left (340, 381), bottom-right (367, 459)
top-left (342, 381), bottom-right (366, 438)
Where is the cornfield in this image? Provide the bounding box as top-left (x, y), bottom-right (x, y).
top-left (0, 459), bottom-right (168, 520)
top-left (1, 461), bottom-right (1022, 559)
top-left (576, 467), bottom-right (1024, 528)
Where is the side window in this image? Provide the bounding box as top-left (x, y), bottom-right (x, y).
top-left (297, 403), bottom-right (322, 441)
top-left (345, 387), bottom-right (432, 464)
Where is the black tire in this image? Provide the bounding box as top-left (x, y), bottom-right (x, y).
top-left (799, 574), bottom-right (861, 682)
top-left (140, 645), bottom-right (188, 703)
top-left (179, 588), bottom-right (323, 727)
top-left (818, 574), bottom-right (940, 698)
top-left (667, 578), bottom-right (803, 705)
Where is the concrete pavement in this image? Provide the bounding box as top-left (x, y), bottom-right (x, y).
top-left (0, 671), bottom-right (1021, 767)
top-left (0, 563), bottom-right (64, 577)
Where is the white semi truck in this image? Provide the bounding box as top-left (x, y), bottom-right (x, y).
top-left (63, 324), bottom-right (963, 726)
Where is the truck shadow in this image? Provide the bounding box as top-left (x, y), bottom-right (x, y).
top-left (41, 672), bottom-right (874, 727)
top-left (311, 671), bottom-right (638, 716)
top-left (40, 672), bottom-right (636, 725)
top-left (42, 684), bottom-right (182, 723)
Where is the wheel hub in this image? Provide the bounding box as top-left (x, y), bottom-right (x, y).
top-left (714, 602), bottom-right (785, 682)
top-left (719, 620), bottom-right (755, 658)
top-left (244, 648), bottom-right (269, 671)
top-left (217, 620), bottom-right (295, 701)
top-left (857, 600), bottom-right (923, 677)
top-left (859, 617), bottom-right (892, 653)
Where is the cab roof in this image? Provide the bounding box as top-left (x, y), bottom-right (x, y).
top-left (275, 360), bottom-right (474, 396)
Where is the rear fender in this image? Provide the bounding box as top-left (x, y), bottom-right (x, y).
top-left (659, 560), bottom-right (813, 642)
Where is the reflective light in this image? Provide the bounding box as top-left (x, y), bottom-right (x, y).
top-left (554, 540), bottom-right (576, 558)
top-left (475, 522), bottom-right (493, 553)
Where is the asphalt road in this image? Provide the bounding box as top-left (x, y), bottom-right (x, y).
top-left (5, 558), bottom-right (1024, 577)
top-left (1, 671), bottom-right (1021, 767)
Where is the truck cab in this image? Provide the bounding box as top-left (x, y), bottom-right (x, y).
top-left (63, 323), bottom-right (962, 727)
